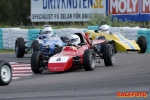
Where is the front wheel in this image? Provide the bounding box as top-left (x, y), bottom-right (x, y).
top-left (0, 60), bottom-right (12, 85)
top-left (97, 36), bottom-right (106, 53)
top-left (32, 40), bottom-right (39, 52)
top-left (104, 44), bottom-right (115, 66)
top-left (137, 36), bottom-right (147, 53)
top-left (83, 49), bottom-right (96, 71)
top-left (15, 37), bottom-right (25, 58)
top-left (31, 51), bottom-right (44, 74)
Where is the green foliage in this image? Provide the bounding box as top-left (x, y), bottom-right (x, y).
top-left (88, 13), bottom-right (141, 27)
top-left (0, 0), bottom-right (30, 26)
top-left (0, 1), bottom-right (149, 28)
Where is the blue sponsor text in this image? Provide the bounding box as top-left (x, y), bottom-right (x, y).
top-left (43, 0), bottom-right (104, 9)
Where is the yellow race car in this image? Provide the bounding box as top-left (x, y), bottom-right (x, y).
top-left (86, 21), bottom-right (147, 53)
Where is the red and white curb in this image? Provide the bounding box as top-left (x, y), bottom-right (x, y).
top-left (9, 62), bottom-right (33, 80)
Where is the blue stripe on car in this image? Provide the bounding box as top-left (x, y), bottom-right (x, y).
top-left (127, 43), bottom-right (135, 49)
top-left (116, 34), bottom-right (135, 49)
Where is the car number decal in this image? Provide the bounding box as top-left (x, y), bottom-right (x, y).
top-left (49, 56), bottom-right (69, 63)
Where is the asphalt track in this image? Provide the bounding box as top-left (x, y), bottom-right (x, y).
top-left (0, 53), bottom-right (150, 100)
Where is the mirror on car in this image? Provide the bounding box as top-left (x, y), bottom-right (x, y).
top-left (94, 30), bottom-right (98, 33)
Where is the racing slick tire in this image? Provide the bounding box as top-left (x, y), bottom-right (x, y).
top-left (83, 49), bottom-right (96, 71)
top-left (0, 60), bottom-right (12, 85)
top-left (104, 44), bottom-right (115, 66)
top-left (97, 36), bottom-right (106, 53)
top-left (31, 51), bottom-right (44, 74)
top-left (100, 42), bottom-right (107, 54)
top-left (53, 47), bottom-right (63, 55)
top-left (15, 37), bottom-right (25, 58)
top-left (137, 36), bottom-right (147, 53)
top-left (32, 40), bottom-right (39, 52)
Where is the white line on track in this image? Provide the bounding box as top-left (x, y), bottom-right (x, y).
top-left (13, 74), bottom-right (33, 77)
top-left (12, 67), bottom-right (31, 70)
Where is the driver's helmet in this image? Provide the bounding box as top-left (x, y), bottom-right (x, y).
top-left (70, 34), bottom-right (81, 46)
top-left (100, 24), bottom-right (110, 34)
top-left (42, 26), bottom-right (54, 38)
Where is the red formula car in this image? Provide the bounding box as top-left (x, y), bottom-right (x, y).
top-left (31, 32), bottom-right (115, 73)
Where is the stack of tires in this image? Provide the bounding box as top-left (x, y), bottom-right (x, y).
top-left (138, 29), bottom-right (150, 53)
top-left (2, 28), bottom-right (9, 49)
top-left (28, 29), bottom-right (57, 41)
top-left (120, 27), bottom-right (139, 40)
top-left (8, 28), bottom-right (21, 50)
top-left (28, 29), bottom-right (40, 41)
top-left (28, 29), bottom-right (41, 47)
top-left (88, 26), bottom-right (98, 30)
top-left (0, 29), bottom-right (3, 50)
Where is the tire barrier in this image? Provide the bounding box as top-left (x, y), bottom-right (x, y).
top-left (0, 27), bottom-right (149, 53)
top-left (138, 29), bottom-right (150, 53)
top-left (0, 28), bottom-right (28, 50)
top-left (0, 29), bottom-right (3, 50)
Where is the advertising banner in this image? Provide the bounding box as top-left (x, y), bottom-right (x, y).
top-left (106, 0), bottom-right (150, 21)
top-left (31, 0), bottom-right (106, 22)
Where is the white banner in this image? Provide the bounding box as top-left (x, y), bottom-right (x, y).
top-left (31, 0), bottom-right (106, 22)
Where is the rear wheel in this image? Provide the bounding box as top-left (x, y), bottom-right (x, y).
top-left (15, 37), bottom-right (25, 58)
top-left (31, 51), bottom-right (44, 74)
top-left (97, 36), bottom-right (106, 53)
top-left (97, 36), bottom-right (106, 40)
top-left (32, 40), bottom-right (39, 52)
top-left (0, 60), bottom-right (12, 85)
top-left (83, 49), bottom-right (96, 71)
top-left (137, 36), bottom-right (147, 53)
top-left (104, 44), bottom-right (115, 66)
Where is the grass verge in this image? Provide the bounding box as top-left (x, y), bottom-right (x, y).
top-left (0, 49), bottom-right (15, 53)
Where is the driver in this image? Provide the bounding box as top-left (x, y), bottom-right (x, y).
top-left (99, 24), bottom-right (110, 34)
top-left (38, 26), bottom-right (54, 39)
top-left (69, 34), bottom-right (81, 46)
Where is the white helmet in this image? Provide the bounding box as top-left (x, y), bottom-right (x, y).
top-left (100, 25), bottom-right (110, 34)
top-left (70, 34), bottom-right (81, 46)
top-left (42, 26), bottom-right (54, 38)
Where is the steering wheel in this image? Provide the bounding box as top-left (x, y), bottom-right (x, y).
top-left (97, 20), bottom-right (108, 31)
